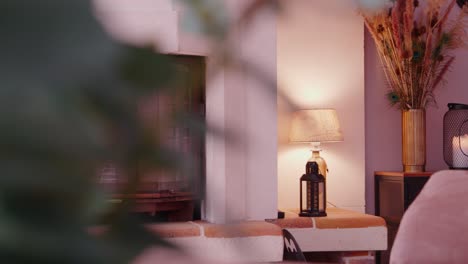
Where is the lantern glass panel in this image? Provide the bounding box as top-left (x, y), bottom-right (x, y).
top-left (300, 181), bottom-right (308, 211)
top-left (318, 182), bottom-right (325, 212)
top-left (312, 181), bottom-right (318, 211)
top-left (443, 103), bottom-right (468, 169)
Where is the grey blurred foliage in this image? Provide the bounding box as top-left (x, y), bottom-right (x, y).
top-left (355, 0), bottom-right (389, 11)
top-left (0, 0), bottom-right (190, 263)
top-left (0, 0), bottom-right (283, 263)
top-left (177, 0), bottom-right (229, 38)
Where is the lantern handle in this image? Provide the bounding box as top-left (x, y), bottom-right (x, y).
top-left (458, 119), bottom-right (468, 157)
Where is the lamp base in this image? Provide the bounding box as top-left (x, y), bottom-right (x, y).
top-left (299, 211), bottom-right (327, 217)
top-left (309, 150), bottom-right (328, 177)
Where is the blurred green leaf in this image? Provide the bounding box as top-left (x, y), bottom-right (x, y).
top-left (0, 0), bottom-right (283, 262)
top-left (0, 0), bottom-right (181, 263)
top-left (118, 48), bottom-right (177, 93)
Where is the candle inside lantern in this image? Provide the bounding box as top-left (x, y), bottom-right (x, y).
top-left (452, 134), bottom-right (468, 168)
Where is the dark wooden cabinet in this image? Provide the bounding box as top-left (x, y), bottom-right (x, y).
top-left (374, 171), bottom-right (432, 264)
top-left (99, 55), bottom-right (206, 221)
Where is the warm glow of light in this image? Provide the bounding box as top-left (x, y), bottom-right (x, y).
top-left (277, 0), bottom-right (366, 213)
top-left (278, 63), bottom-right (360, 108)
top-left (279, 71), bottom-right (338, 106)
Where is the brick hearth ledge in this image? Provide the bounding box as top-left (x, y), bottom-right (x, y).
top-left (90, 207), bottom-right (386, 263)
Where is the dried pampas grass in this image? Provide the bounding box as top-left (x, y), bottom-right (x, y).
top-left (360, 0), bottom-right (468, 110)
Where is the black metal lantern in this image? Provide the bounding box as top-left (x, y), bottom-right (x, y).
top-left (443, 103), bottom-right (468, 169)
top-left (299, 161), bottom-right (326, 217)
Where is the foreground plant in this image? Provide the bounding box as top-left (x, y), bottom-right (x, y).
top-left (0, 0), bottom-right (280, 263)
top-left (360, 0), bottom-right (468, 110)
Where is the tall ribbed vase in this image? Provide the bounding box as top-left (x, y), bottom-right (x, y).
top-left (402, 109), bottom-right (426, 172)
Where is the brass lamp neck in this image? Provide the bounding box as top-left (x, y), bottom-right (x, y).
top-left (308, 144), bottom-right (328, 177)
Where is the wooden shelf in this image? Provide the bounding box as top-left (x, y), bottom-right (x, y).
top-left (111, 191), bottom-right (195, 221)
top-left (112, 191), bottom-right (193, 200)
top-left (374, 171), bottom-right (433, 177)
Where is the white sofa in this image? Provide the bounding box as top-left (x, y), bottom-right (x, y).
top-left (391, 170), bottom-right (468, 263)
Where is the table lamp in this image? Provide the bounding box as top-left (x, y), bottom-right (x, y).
top-left (289, 109), bottom-right (344, 177)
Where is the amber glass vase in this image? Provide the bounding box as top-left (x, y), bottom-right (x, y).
top-left (402, 109), bottom-right (426, 172)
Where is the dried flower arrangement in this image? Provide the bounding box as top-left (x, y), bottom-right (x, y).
top-left (361, 0), bottom-right (468, 110)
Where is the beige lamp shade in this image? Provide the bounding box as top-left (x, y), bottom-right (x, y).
top-left (289, 109), bottom-right (344, 143)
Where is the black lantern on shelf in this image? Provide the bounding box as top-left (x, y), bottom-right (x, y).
top-left (299, 161), bottom-right (326, 217)
top-left (443, 103), bottom-right (468, 169)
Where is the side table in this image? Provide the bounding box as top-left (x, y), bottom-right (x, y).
top-left (374, 171), bottom-right (432, 264)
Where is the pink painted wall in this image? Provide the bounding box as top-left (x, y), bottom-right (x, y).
top-left (365, 29), bottom-right (468, 213)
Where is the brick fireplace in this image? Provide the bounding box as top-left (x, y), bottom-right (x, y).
top-left (94, 0), bottom-right (278, 224)
top-left (99, 55), bottom-right (206, 222)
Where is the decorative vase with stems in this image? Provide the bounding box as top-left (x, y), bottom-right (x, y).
top-left (402, 109), bottom-right (426, 172)
top-left (359, 0), bottom-right (468, 172)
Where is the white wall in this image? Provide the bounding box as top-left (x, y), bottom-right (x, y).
top-left (239, 2), bottom-right (278, 221)
top-left (277, 0), bottom-right (366, 212)
top-left (205, 0), bottom-right (278, 223)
